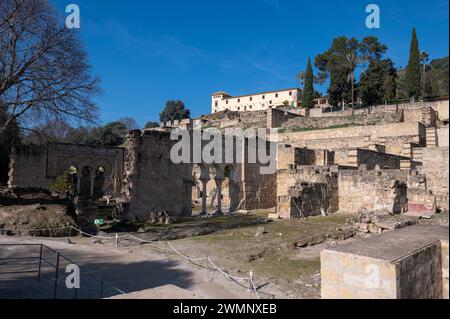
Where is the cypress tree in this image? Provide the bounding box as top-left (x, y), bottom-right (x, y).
top-left (302, 58), bottom-right (314, 109)
top-left (404, 28), bottom-right (421, 99)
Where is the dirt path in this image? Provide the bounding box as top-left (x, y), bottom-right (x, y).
top-left (0, 236), bottom-right (255, 299)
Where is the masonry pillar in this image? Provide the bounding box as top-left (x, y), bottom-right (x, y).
top-left (90, 176), bottom-right (94, 196)
top-left (214, 178), bottom-right (223, 215)
top-left (76, 176), bottom-right (81, 194)
top-left (200, 178), bottom-right (209, 216)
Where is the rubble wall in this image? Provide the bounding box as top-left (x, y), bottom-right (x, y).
top-left (418, 147), bottom-right (449, 211)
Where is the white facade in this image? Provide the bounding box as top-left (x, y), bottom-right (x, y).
top-left (211, 88), bottom-right (301, 113)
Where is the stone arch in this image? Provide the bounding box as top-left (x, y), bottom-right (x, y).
top-left (93, 166), bottom-right (106, 198)
top-left (79, 165), bottom-right (92, 197)
top-left (221, 164), bottom-right (239, 213)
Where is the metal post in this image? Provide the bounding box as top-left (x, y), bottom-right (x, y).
top-left (53, 253), bottom-right (60, 299)
top-left (248, 270), bottom-right (253, 294)
top-left (100, 280), bottom-right (104, 298)
top-left (37, 244), bottom-right (43, 282)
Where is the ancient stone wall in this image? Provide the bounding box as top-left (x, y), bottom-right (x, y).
top-left (121, 129), bottom-right (278, 220)
top-left (354, 149), bottom-right (411, 170)
top-left (321, 225), bottom-right (449, 299)
top-left (417, 147), bottom-right (449, 211)
top-left (276, 166), bottom-right (339, 218)
top-left (121, 130), bottom-right (194, 221)
top-left (437, 127), bottom-right (449, 147)
top-left (267, 108), bottom-right (301, 129)
top-left (279, 122), bottom-right (425, 145)
top-left (281, 112), bottom-right (402, 131)
top-left (332, 149), bottom-right (411, 169)
top-left (8, 143), bottom-right (124, 195)
top-left (442, 240), bottom-right (449, 299)
top-left (8, 145), bottom-right (51, 190)
top-left (338, 169), bottom-right (411, 214)
top-left (277, 144), bottom-right (334, 170)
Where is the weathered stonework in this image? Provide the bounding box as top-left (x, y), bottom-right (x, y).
top-left (321, 225), bottom-right (449, 299)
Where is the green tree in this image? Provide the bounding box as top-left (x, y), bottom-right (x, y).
top-left (50, 169), bottom-right (75, 195)
top-left (424, 74), bottom-right (433, 98)
top-left (428, 56), bottom-right (449, 96)
top-left (382, 59), bottom-right (397, 103)
top-left (404, 28), bottom-right (421, 100)
top-left (315, 36), bottom-right (387, 109)
top-left (359, 58), bottom-right (397, 106)
top-left (80, 122), bottom-right (128, 147)
top-left (420, 51), bottom-right (429, 98)
top-left (99, 122), bottom-right (128, 146)
top-left (359, 60), bottom-right (385, 106)
top-left (301, 58), bottom-right (315, 108)
top-left (159, 100), bottom-right (191, 123)
top-left (145, 121), bottom-right (160, 129)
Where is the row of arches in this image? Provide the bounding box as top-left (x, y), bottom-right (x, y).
top-left (191, 164), bottom-right (239, 215)
top-left (66, 165), bottom-right (108, 198)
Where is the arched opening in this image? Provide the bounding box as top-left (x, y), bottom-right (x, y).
top-left (222, 165), bottom-right (239, 213)
top-left (79, 165), bottom-right (92, 197)
top-left (191, 164), bottom-right (212, 215)
top-left (93, 166), bottom-right (106, 198)
top-left (192, 164), bottom-right (202, 204)
top-left (208, 165), bottom-right (219, 211)
top-left (67, 165), bottom-right (78, 193)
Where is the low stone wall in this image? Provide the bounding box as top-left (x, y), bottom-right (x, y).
top-left (267, 108), bottom-right (301, 129)
top-left (442, 240), bottom-right (449, 299)
top-left (276, 166), bottom-right (339, 218)
top-left (321, 225), bottom-right (449, 299)
top-left (437, 127), bottom-right (449, 147)
top-left (281, 112), bottom-right (402, 132)
top-left (418, 147), bottom-right (449, 211)
top-left (280, 122), bottom-right (425, 145)
top-left (333, 149), bottom-right (411, 170)
top-left (355, 149), bottom-right (411, 170)
top-left (318, 100), bottom-right (448, 122)
top-left (338, 169), bottom-right (410, 214)
top-left (8, 143), bottom-right (125, 195)
top-left (8, 145), bottom-right (52, 190)
top-left (200, 110), bottom-right (268, 129)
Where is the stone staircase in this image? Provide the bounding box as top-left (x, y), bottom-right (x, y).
top-left (426, 127), bottom-right (438, 147)
top-left (412, 147), bottom-right (424, 162)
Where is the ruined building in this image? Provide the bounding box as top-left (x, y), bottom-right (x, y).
top-left (6, 99), bottom-right (449, 227)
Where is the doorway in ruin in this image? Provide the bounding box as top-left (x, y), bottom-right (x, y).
top-left (192, 164), bottom-right (202, 205)
top-left (93, 166), bottom-right (106, 198)
top-left (67, 166), bottom-right (78, 193)
top-left (79, 165), bottom-right (92, 197)
top-left (222, 165), bottom-right (239, 213)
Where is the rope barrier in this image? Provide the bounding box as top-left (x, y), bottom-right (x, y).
top-left (1, 224), bottom-right (267, 298)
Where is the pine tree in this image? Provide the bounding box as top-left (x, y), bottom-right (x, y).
top-left (404, 28), bottom-right (421, 99)
top-left (382, 59), bottom-right (397, 103)
top-left (302, 58), bottom-right (315, 109)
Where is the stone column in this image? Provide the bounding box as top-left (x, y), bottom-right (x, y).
top-left (76, 175), bottom-right (81, 194)
top-left (90, 176), bottom-right (95, 196)
top-left (214, 178), bottom-right (223, 215)
top-left (200, 178), bottom-right (208, 216)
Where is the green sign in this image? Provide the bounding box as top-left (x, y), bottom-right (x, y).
top-left (94, 219), bottom-right (105, 226)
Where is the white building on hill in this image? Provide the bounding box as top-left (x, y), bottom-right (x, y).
top-left (211, 88), bottom-right (301, 113)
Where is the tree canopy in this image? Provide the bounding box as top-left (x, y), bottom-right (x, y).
top-left (159, 100), bottom-right (191, 123)
top-left (404, 28), bottom-right (421, 99)
top-left (301, 58), bottom-right (315, 109)
top-left (0, 0), bottom-right (101, 135)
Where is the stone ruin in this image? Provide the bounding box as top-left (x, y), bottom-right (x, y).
top-left (5, 99), bottom-right (449, 229)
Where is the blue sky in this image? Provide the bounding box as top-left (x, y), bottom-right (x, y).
top-left (52, 0), bottom-right (449, 127)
